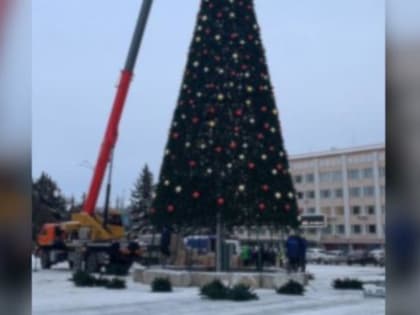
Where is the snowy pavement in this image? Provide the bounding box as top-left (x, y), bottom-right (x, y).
top-left (32, 261), bottom-right (385, 315)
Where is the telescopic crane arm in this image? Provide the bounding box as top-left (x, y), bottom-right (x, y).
top-left (83, 0), bottom-right (153, 215)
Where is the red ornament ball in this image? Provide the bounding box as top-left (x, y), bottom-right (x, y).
top-left (172, 132), bottom-right (179, 139)
top-left (285, 204), bottom-right (291, 212)
top-left (189, 160), bottom-right (197, 167)
top-left (215, 146), bottom-right (223, 153)
top-left (262, 185), bottom-right (269, 192)
top-left (257, 133), bottom-right (264, 140)
top-left (192, 191), bottom-right (201, 199)
top-left (167, 205), bottom-right (175, 213)
top-left (248, 162), bottom-right (255, 169)
top-left (235, 109), bottom-right (243, 117)
top-left (192, 117), bottom-right (199, 124)
top-left (229, 141), bottom-right (238, 149)
top-left (217, 198), bottom-right (225, 206)
top-left (259, 203), bottom-right (266, 211)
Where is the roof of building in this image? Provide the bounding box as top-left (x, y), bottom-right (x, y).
top-left (290, 143), bottom-right (385, 161)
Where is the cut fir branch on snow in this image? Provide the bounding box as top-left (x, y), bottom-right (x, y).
top-left (151, 0), bottom-right (299, 230)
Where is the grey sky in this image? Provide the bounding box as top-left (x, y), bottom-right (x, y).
top-left (32, 0), bottom-right (385, 206)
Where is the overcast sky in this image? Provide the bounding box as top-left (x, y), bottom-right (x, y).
top-left (32, 0), bottom-right (385, 206)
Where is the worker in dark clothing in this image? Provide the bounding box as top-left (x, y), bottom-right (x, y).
top-left (286, 233), bottom-right (300, 273)
top-left (160, 226), bottom-right (172, 266)
top-left (297, 234), bottom-right (307, 272)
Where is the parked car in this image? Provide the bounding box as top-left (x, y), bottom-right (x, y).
top-left (307, 248), bottom-right (337, 264)
top-left (346, 250), bottom-right (377, 266)
top-left (325, 250), bottom-right (348, 264)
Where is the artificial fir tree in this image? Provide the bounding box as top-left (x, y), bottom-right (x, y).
top-left (151, 0), bottom-right (299, 231)
top-left (129, 165), bottom-right (154, 238)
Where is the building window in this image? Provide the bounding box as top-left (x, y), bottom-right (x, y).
top-left (363, 186), bottom-right (375, 197)
top-left (380, 186), bottom-right (385, 196)
top-left (363, 168), bottom-right (374, 179)
top-left (332, 171), bottom-right (342, 182)
top-left (368, 225), bottom-right (377, 234)
top-left (305, 190), bottom-right (315, 199)
top-left (352, 225), bottom-right (362, 234)
top-left (335, 207), bottom-right (344, 216)
top-left (321, 207), bottom-right (330, 216)
top-left (349, 187), bottom-right (361, 197)
top-left (320, 189), bottom-right (331, 199)
top-left (305, 173), bottom-right (314, 183)
top-left (348, 169), bottom-right (360, 180)
top-left (381, 205), bottom-right (386, 214)
top-left (323, 224), bottom-right (332, 235)
top-left (379, 167), bottom-right (385, 177)
top-left (307, 207), bottom-right (316, 214)
top-left (307, 228), bottom-right (317, 235)
top-left (352, 206), bottom-right (361, 215)
top-left (336, 225), bottom-right (345, 234)
top-left (294, 175), bottom-right (302, 184)
top-left (367, 205), bottom-right (375, 215)
top-left (319, 171), bottom-right (342, 183)
top-left (297, 191), bottom-right (304, 199)
top-left (335, 188), bottom-right (343, 198)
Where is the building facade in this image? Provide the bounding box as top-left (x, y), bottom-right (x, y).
top-left (232, 144), bottom-right (385, 251)
top-left (290, 144), bottom-right (385, 250)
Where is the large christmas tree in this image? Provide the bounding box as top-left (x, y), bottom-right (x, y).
top-left (151, 0), bottom-right (299, 230)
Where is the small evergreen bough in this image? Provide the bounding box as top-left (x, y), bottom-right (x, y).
top-left (276, 280), bottom-right (305, 296)
top-left (151, 278), bottom-right (172, 292)
top-left (200, 280), bottom-right (259, 302)
top-left (106, 277), bottom-right (126, 289)
top-left (228, 284), bottom-right (258, 302)
top-left (71, 270), bottom-right (126, 289)
top-left (333, 278), bottom-right (363, 290)
top-left (200, 280), bottom-right (229, 300)
top-left (71, 270), bottom-right (97, 287)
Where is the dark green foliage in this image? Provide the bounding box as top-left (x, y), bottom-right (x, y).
top-left (71, 270), bottom-right (97, 287)
top-left (200, 280), bottom-right (258, 302)
top-left (32, 172), bottom-right (68, 239)
top-left (94, 277), bottom-right (111, 287)
top-left (129, 165), bottom-right (154, 237)
top-left (105, 263), bottom-right (130, 276)
top-left (71, 271), bottom-right (126, 289)
top-left (151, 0), bottom-right (299, 230)
top-left (151, 278), bottom-right (173, 292)
top-left (200, 280), bottom-right (229, 300)
top-left (306, 273), bottom-right (315, 281)
top-left (333, 278), bottom-right (363, 290)
top-left (276, 280), bottom-right (305, 296)
top-left (228, 284), bottom-right (258, 301)
top-left (106, 278), bottom-right (126, 290)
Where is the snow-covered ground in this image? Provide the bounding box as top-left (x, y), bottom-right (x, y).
top-left (32, 259), bottom-right (385, 315)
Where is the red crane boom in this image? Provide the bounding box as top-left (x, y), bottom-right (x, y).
top-left (83, 0), bottom-right (153, 215)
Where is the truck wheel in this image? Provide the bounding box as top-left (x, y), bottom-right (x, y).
top-left (40, 250), bottom-right (51, 269)
top-left (86, 253), bottom-right (99, 273)
top-left (72, 251), bottom-right (84, 272)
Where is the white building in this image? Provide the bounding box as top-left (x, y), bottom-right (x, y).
top-left (290, 144), bottom-right (385, 250)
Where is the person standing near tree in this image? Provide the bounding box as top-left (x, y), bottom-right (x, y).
top-left (160, 225), bottom-right (172, 267)
top-left (286, 232), bottom-right (300, 273)
top-left (296, 232), bottom-right (307, 272)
